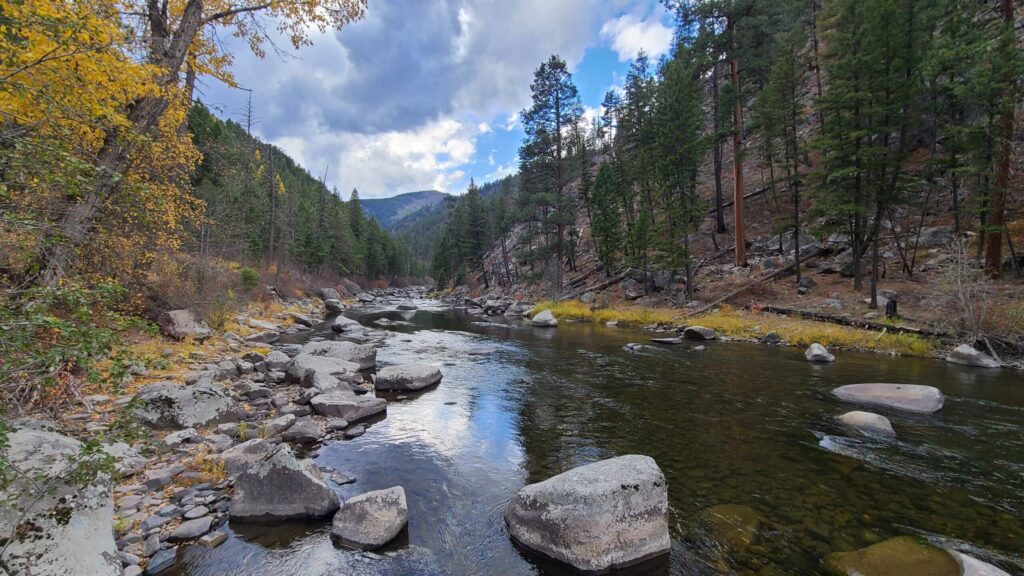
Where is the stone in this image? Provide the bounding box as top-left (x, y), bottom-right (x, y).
top-left (324, 299), bottom-right (345, 313)
top-left (0, 429), bottom-right (121, 576)
top-left (822, 536), bottom-right (959, 576)
top-left (145, 548), bottom-right (177, 575)
top-left (373, 363), bottom-right (442, 391)
top-left (650, 337), bottom-right (683, 345)
top-left (140, 515), bottom-right (171, 532)
top-left (164, 427), bottom-right (198, 447)
top-left (833, 384), bottom-right (944, 414)
top-left (301, 340), bottom-right (377, 370)
top-left (183, 505), bottom-right (209, 519)
top-left (103, 442), bottom-right (148, 475)
top-left (216, 439), bottom-right (275, 477)
top-left (946, 344), bottom-right (1000, 369)
top-left (310, 390), bottom-right (387, 422)
top-left (320, 287), bottom-right (341, 301)
top-left (142, 534), bottom-right (161, 557)
top-left (124, 565), bottom-right (143, 576)
top-left (948, 550), bottom-right (1012, 576)
top-left (683, 326), bottom-right (717, 340)
top-left (397, 300), bottom-right (418, 310)
top-left (344, 424), bottom-right (366, 439)
top-left (245, 330), bottom-right (279, 344)
top-left (198, 531), bottom-right (228, 548)
top-left (531, 309), bottom-right (558, 327)
top-left (326, 419), bottom-right (350, 432)
top-left (168, 516), bottom-right (212, 542)
top-left (264, 350), bottom-right (290, 371)
top-left (247, 319), bottom-right (282, 332)
top-left (331, 315), bottom-right (363, 333)
top-left (356, 292), bottom-right (375, 303)
top-left (798, 276), bottom-right (817, 289)
top-left (286, 353), bottom-right (362, 388)
top-left (468, 345), bottom-right (498, 355)
top-left (761, 332), bottom-right (781, 345)
top-left (805, 342), bottom-right (836, 363)
top-left (504, 455), bottom-right (670, 574)
top-left (229, 444), bottom-right (340, 522)
top-left (243, 386), bottom-right (271, 400)
top-left (133, 379), bottom-right (242, 430)
top-left (265, 413), bottom-right (296, 436)
top-left (836, 411), bottom-right (896, 438)
top-left (281, 418), bottom-right (323, 443)
top-left (157, 309), bottom-right (211, 342)
top-left (330, 487), bottom-right (408, 550)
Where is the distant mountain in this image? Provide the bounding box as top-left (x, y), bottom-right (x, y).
top-left (362, 190), bottom-right (449, 230)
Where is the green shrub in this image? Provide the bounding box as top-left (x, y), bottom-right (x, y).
top-left (240, 266), bottom-right (260, 291)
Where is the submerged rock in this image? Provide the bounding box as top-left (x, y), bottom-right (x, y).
top-left (230, 444), bottom-right (340, 522)
top-left (805, 342), bottom-right (836, 363)
top-left (822, 536), bottom-right (959, 576)
top-left (330, 486), bottom-right (409, 550)
top-left (133, 379), bottom-right (242, 429)
top-left (946, 344), bottom-right (1000, 369)
top-left (0, 429), bottom-right (121, 576)
top-left (531, 309), bottom-right (558, 327)
top-left (688, 504), bottom-right (761, 551)
top-left (832, 383), bottom-right (944, 414)
top-left (504, 454), bottom-right (670, 574)
top-left (836, 411), bottom-right (896, 438)
top-left (301, 340), bottom-right (377, 370)
top-left (374, 364), bottom-right (442, 391)
top-left (683, 326), bottom-right (717, 340)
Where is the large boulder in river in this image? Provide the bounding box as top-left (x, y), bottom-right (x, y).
top-left (946, 344), bottom-right (1000, 369)
top-left (324, 299), bottom-right (345, 313)
top-left (286, 353), bottom-right (362, 388)
top-left (823, 536), bottom-right (960, 576)
top-left (832, 383), bottom-right (944, 414)
top-left (683, 326), bottom-right (717, 340)
top-left (805, 342), bottom-right (836, 363)
top-left (216, 438), bottom-right (275, 477)
top-left (836, 411), bottom-right (896, 438)
top-left (331, 315), bottom-right (363, 333)
top-left (504, 455), bottom-right (670, 574)
top-left (157, 309), bottom-right (211, 341)
top-left (301, 340), bottom-right (377, 370)
top-left (397, 300), bottom-right (418, 310)
top-left (0, 429), bottom-right (121, 576)
top-left (310, 389), bottom-right (387, 422)
top-left (330, 486), bottom-right (408, 550)
top-left (133, 379), bottom-right (243, 429)
top-left (373, 364), bottom-right (442, 391)
top-left (531, 310), bottom-right (558, 327)
top-left (229, 444), bottom-right (340, 522)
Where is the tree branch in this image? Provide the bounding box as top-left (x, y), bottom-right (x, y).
top-left (202, 3), bottom-right (273, 25)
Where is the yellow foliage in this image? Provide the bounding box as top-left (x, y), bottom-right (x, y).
top-left (531, 300), bottom-right (681, 326)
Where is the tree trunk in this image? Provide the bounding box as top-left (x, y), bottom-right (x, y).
top-left (712, 61), bottom-right (726, 233)
top-left (984, 0), bottom-right (1015, 277)
top-left (729, 16), bottom-right (746, 267)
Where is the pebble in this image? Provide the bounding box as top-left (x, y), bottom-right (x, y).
top-left (344, 424), bottom-right (366, 439)
top-left (183, 506), bottom-right (209, 520)
top-left (198, 531), bottom-right (228, 548)
top-left (143, 534), bottom-right (161, 557)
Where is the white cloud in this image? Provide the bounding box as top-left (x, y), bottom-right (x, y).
top-left (478, 122), bottom-right (492, 134)
top-left (600, 9), bottom-right (673, 62)
top-left (503, 112), bottom-right (519, 131)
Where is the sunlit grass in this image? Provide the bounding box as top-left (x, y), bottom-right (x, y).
top-left (530, 301), bottom-right (937, 357)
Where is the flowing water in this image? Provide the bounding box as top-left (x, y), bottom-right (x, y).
top-left (173, 301), bottom-right (1024, 575)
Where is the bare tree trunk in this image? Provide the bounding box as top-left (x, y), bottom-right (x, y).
top-left (712, 61), bottom-right (726, 233)
top-left (729, 16), bottom-right (746, 267)
top-left (984, 0), bottom-right (1015, 277)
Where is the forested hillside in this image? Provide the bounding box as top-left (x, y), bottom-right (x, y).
top-left (361, 190), bottom-right (448, 229)
top-left (432, 0), bottom-right (1022, 341)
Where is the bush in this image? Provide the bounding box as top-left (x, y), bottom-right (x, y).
top-left (240, 266), bottom-right (260, 291)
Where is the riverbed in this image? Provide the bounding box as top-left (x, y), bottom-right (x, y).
top-left (171, 301), bottom-right (1024, 575)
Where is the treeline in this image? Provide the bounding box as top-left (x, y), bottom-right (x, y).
top-left (433, 0), bottom-right (1021, 304)
top-left (189, 104), bottom-right (414, 281)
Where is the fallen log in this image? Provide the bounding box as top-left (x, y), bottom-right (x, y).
top-left (559, 273), bottom-right (626, 302)
top-left (757, 305), bottom-right (949, 338)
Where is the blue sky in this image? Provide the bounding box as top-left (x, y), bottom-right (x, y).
top-left (199, 1), bottom-right (675, 199)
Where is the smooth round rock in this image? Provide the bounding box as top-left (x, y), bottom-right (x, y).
top-left (836, 411), bottom-right (896, 438)
top-left (832, 384), bottom-right (944, 413)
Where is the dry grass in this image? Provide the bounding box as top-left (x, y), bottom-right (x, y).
top-left (532, 300), bottom-right (937, 357)
top-left (190, 450), bottom-right (228, 484)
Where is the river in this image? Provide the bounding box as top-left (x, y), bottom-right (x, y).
top-left (171, 299), bottom-right (1024, 575)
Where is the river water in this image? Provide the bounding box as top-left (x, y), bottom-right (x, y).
top-left (173, 300), bottom-right (1024, 575)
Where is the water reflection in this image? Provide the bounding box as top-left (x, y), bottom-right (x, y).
top-left (175, 303), bottom-right (1024, 575)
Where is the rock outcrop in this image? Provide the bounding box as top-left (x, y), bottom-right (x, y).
top-left (301, 340), bottom-right (377, 370)
top-left (133, 379), bottom-right (242, 429)
top-left (504, 455), bottom-right (670, 573)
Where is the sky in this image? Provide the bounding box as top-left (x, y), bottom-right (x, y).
top-left (199, 0), bottom-right (676, 199)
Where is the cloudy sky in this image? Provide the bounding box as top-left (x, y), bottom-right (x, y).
top-left (199, 0), bottom-right (675, 199)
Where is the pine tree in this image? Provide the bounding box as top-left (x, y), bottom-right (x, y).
top-left (592, 163), bottom-right (623, 275)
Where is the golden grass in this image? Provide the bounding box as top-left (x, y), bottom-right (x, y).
top-left (190, 450), bottom-right (228, 484)
top-left (531, 301), bottom-right (937, 357)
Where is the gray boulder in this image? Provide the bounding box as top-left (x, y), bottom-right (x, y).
top-left (157, 309), bottom-right (211, 342)
top-left (168, 516), bottom-right (212, 542)
top-left (397, 300), bottom-right (418, 310)
top-left (145, 548), bottom-right (177, 575)
top-left (531, 309), bottom-right (558, 328)
top-left (320, 287), bottom-right (341, 301)
top-left (946, 344), bottom-right (1000, 369)
top-left (216, 439), bottom-right (275, 477)
top-left (281, 418), bottom-right (323, 443)
top-left (0, 429), bottom-right (121, 576)
top-left (832, 383), bottom-right (944, 413)
top-left (229, 444), bottom-right (340, 522)
top-left (245, 330), bottom-right (279, 344)
top-left (683, 326), bottom-right (717, 340)
top-left (264, 350), bottom-right (290, 371)
top-left (805, 342), bottom-right (836, 363)
top-left (133, 379), bottom-right (242, 430)
top-left (504, 455), bottom-right (670, 573)
top-left (374, 364), bottom-right (442, 391)
top-left (324, 299), bottom-right (345, 313)
top-left (331, 486), bottom-right (408, 550)
top-left (286, 354), bottom-right (361, 388)
top-left (301, 340), bottom-right (377, 370)
top-left (836, 411), bottom-right (896, 438)
top-left (310, 390), bottom-right (387, 422)
top-left (331, 315), bottom-right (363, 333)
